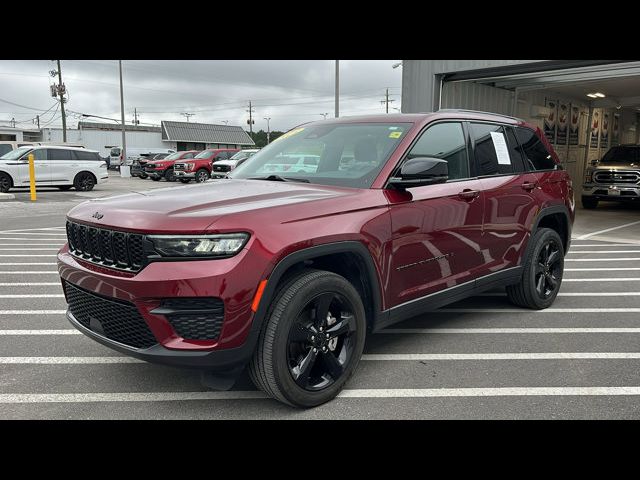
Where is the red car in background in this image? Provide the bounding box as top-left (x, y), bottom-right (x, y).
top-left (174, 148), bottom-right (239, 183)
top-left (145, 150), bottom-right (199, 182)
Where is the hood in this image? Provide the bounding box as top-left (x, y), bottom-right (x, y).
top-left (66, 179), bottom-right (366, 233)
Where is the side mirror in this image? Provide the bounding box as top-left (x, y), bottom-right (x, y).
top-left (388, 157), bottom-right (449, 189)
top-left (590, 159), bottom-right (599, 166)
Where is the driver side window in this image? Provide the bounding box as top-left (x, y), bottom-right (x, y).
top-left (406, 122), bottom-right (469, 180)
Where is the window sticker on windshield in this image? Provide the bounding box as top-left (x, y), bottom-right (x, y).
top-left (388, 126), bottom-right (399, 130)
top-left (275, 127), bottom-right (305, 142)
top-left (490, 131), bottom-right (511, 165)
top-left (388, 131), bottom-right (402, 139)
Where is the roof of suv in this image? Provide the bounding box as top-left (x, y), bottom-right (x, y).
top-left (299, 110), bottom-right (525, 126)
top-left (26, 145), bottom-right (98, 153)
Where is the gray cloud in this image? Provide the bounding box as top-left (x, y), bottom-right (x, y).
top-left (0, 60), bottom-right (402, 132)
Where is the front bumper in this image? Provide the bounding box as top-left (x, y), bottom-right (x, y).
top-left (582, 183), bottom-right (640, 200)
top-left (58, 244), bottom-right (268, 371)
top-left (174, 170), bottom-right (195, 178)
top-left (145, 169), bottom-right (165, 179)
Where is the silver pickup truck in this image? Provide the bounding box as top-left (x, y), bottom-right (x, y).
top-left (582, 145), bottom-right (640, 209)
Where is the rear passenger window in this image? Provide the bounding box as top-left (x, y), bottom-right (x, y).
top-left (470, 123), bottom-right (520, 176)
top-left (515, 127), bottom-right (556, 171)
top-left (183, 153), bottom-right (194, 159)
top-left (407, 122), bottom-right (469, 180)
top-left (49, 149), bottom-right (73, 161)
top-left (73, 150), bottom-right (100, 161)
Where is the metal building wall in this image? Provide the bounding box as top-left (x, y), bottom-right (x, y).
top-left (440, 81), bottom-right (514, 115)
top-left (41, 128), bottom-right (171, 156)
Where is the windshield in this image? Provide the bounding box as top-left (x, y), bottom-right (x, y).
top-left (110, 147), bottom-right (120, 156)
top-left (195, 150), bottom-right (214, 159)
top-left (164, 152), bottom-right (185, 160)
top-left (1, 146), bottom-right (32, 160)
top-left (230, 123), bottom-right (411, 188)
top-left (600, 146), bottom-right (639, 165)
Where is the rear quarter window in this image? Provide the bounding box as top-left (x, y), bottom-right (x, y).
top-left (73, 150), bottom-right (100, 161)
top-left (515, 127), bottom-right (556, 171)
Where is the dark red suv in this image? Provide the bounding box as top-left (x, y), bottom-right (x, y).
top-left (58, 111), bottom-right (574, 407)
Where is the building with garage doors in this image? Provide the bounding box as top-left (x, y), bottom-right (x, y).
top-left (401, 60), bottom-right (640, 195)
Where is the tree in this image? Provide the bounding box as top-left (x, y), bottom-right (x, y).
top-left (247, 129), bottom-right (284, 148)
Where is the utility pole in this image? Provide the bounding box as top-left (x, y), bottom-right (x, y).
top-left (36, 115), bottom-right (40, 128)
top-left (380, 88), bottom-right (395, 113)
top-left (56, 60), bottom-right (67, 141)
top-left (334, 60), bottom-right (339, 118)
top-left (264, 117), bottom-right (271, 144)
top-left (10, 117), bottom-right (15, 128)
top-left (181, 112), bottom-right (195, 122)
top-left (134, 108), bottom-right (140, 125)
top-left (118, 60), bottom-right (127, 168)
top-left (247, 101), bottom-right (255, 135)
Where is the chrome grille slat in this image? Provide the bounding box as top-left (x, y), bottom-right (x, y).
top-left (594, 170), bottom-right (640, 184)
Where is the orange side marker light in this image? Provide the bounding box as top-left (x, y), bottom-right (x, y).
top-left (251, 279), bottom-right (268, 312)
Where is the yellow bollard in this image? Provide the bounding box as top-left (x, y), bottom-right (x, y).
top-left (28, 153), bottom-right (36, 201)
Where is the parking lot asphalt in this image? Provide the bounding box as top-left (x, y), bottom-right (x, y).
top-left (1, 173), bottom-right (640, 418)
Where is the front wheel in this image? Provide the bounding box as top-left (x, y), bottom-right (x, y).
top-left (248, 270), bottom-right (366, 408)
top-left (164, 168), bottom-right (176, 182)
top-left (581, 196), bottom-right (598, 209)
top-left (74, 172), bottom-right (95, 191)
top-left (507, 228), bottom-right (564, 309)
top-left (195, 168), bottom-right (210, 183)
top-left (0, 172), bottom-right (13, 193)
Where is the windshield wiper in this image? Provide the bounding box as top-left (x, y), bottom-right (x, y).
top-left (247, 175), bottom-right (310, 183)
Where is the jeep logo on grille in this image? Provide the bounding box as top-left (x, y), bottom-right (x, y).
top-left (92, 212), bottom-right (104, 220)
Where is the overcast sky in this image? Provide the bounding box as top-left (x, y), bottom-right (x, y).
top-left (0, 60), bottom-right (402, 133)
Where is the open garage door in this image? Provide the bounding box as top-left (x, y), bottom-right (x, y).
top-left (439, 61), bottom-right (640, 197)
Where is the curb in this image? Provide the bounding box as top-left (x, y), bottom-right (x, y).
top-left (0, 193), bottom-right (15, 201)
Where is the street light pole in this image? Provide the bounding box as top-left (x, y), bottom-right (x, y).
top-left (264, 117), bottom-right (271, 144)
top-left (334, 60), bottom-right (339, 118)
top-left (118, 60), bottom-right (127, 167)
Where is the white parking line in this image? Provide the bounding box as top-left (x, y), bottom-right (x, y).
top-left (439, 308), bottom-right (640, 313)
top-left (0, 330), bottom-right (79, 335)
top-left (479, 292), bottom-right (640, 296)
top-left (562, 278), bottom-right (640, 282)
top-left (0, 295), bottom-right (63, 298)
top-left (0, 264), bottom-right (57, 266)
top-left (570, 244), bottom-right (640, 247)
top-left (0, 227), bottom-right (65, 233)
top-left (565, 258), bottom-right (640, 262)
top-left (0, 255), bottom-right (56, 257)
top-left (382, 328), bottom-right (640, 334)
top-left (362, 353), bottom-right (640, 360)
top-left (0, 232), bottom-right (67, 236)
top-left (0, 248), bottom-right (59, 251)
top-left (0, 310), bottom-right (66, 315)
top-left (0, 272), bottom-right (59, 274)
top-left (576, 220), bottom-right (640, 240)
top-left (0, 244), bottom-right (63, 247)
top-left (0, 357), bottom-right (141, 364)
top-left (0, 283), bottom-right (60, 286)
top-left (567, 250), bottom-right (640, 254)
top-left (5, 386), bottom-right (640, 404)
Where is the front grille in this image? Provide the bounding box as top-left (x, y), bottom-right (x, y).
top-left (145, 166), bottom-right (160, 172)
top-left (594, 170), bottom-right (640, 184)
top-left (213, 164), bottom-right (231, 173)
top-left (174, 163), bottom-right (186, 172)
top-left (160, 298), bottom-right (224, 341)
top-left (64, 281), bottom-right (157, 349)
top-left (66, 221), bottom-right (145, 272)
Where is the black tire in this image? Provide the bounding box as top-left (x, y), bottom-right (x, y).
top-left (0, 172), bottom-right (12, 193)
top-left (195, 168), bottom-right (210, 183)
top-left (248, 269), bottom-right (366, 408)
top-left (507, 228), bottom-right (564, 310)
top-left (57, 186), bottom-right (72, 191)
top-left (164, 168), bottom-right (175, 182)
top-left (139, 173), bottom-right (148, 179)
top-left (179, 178), bottom-right (191, 184)
top-left (150, 177), bottom-right (161, 182)
top-left (581, 196), bottom-right (599, 209)
top-left (73, 172), bottom-right (95, 191)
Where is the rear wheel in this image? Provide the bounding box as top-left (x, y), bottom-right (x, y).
top-left (0, 172), bottom-right (12, 193)
top-left (164, 168), bottom-right (176, 182)
top-left (73, 172), bottom-right (95, 191)
top-left (581, 196), bottom-right (599, 209)
top-left (248, 269), bottom-right (366, 408)
top-left (195, 168), bottom-right (210, 183)
top-left (507, 228), bottom-right (564, 309)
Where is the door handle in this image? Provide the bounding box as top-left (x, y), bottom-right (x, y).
top-left (458, 189), bottom-right (480, 201)
top-left (521, 181), bottom-right (538, 191)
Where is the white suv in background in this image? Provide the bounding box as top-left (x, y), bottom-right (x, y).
top-left (0, 145), bottom-right (108, 193)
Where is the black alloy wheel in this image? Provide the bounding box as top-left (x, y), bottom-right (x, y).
top-left (534, 239), bottom-right (562, 299)
top-left (0, 173), bottom-right (12, 193)
top-left (164, 168), bottom-right (176, 182)
top-left (74, 172), bottom-right (95, 191)
top-left (287, 292), bottom-right (357, 391)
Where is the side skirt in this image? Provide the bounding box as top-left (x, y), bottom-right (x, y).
top-left (373, 266), bottom-right (523, 332)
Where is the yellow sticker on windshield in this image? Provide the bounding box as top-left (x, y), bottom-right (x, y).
top-left (389, 131), bottom-right (402, 139)
top-left (275, 127), bottom-right (305, 142)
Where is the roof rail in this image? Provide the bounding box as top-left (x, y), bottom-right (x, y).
top-left (436, 108), bottom-right (521, 121)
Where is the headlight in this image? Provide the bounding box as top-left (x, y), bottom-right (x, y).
top-left (186, 163), bottom-right (194, 171)
top-left (155, 163), bottom-right (164, 168)
top-left (147, 233), bottom-right (249, 257)
top-left (584, 169), bottom-right (593, 183)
